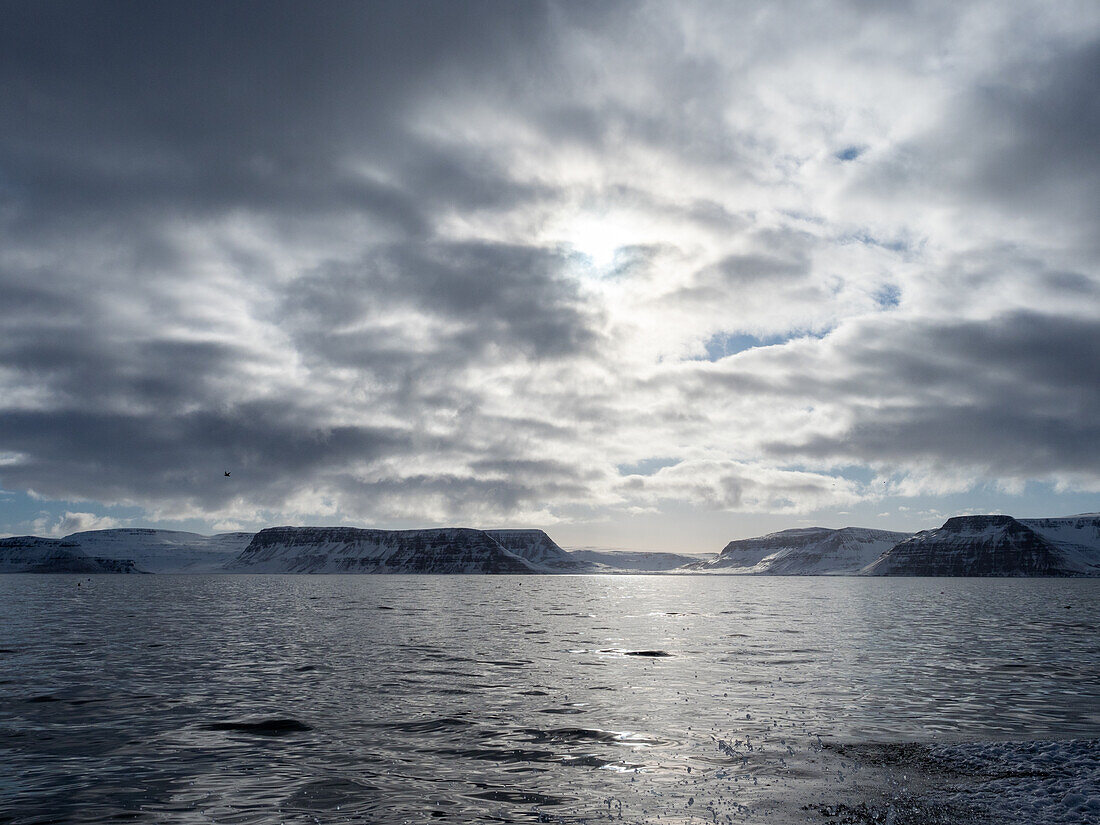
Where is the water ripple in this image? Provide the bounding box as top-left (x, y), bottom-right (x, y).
top-left (0, 574), bottom-right (1096, 824)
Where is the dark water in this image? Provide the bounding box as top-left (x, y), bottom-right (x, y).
top-left (1, 575), bottom-right (1097, 823)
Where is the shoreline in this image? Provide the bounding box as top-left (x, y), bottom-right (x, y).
top-left (793, 738), bottom-right (1100, 825)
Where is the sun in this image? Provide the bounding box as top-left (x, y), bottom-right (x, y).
top-left (561, 214), bottom-right (636, 270)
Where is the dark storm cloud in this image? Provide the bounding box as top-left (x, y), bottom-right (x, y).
top-left (0, 335), bottom-right (245, 408)
top-left (469, 457), bottom-right (594, 481)
top-left (759, 311), bottom-right (1100, 475)
top-left (792, 405), bottom-right (1100, 477)
top-left (283, 241), bottom-right (602, 365)
top-left (0, 1), bottom-right (553, 227)
top-left (860, 39), bottom-right (1100, 242)
top-left (0, 275), bottom-right (79, 316)
top-left (0, 257), bottom-right (255, 410)
top-left (0, 404), bottom-right (411, 512)
top-left (0, 0), bottom-right (598, 519)
top-left (336, 471), bottom-right (593, 520)
top-left (959, 42), bottom-right (1100, 227)
top-left (0, 235), bottom-right (599, 516)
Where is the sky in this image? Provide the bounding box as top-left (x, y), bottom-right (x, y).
top-left (1, 1), bottom-right (1099, 552)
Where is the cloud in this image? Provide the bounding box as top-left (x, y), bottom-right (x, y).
top-left (613, 459), bottom-right (867, 514)
top-left (745, 309), bottom-right (1100, 488)
top-left (0, 405), bottom-right (412, 520)
top-left (30, 511), bottom-right (125, 538)
top-left (0, 1), bottom-right (1098, 541)
top-left (861, 39), bottom-right (1100, 249)
top-left (281, 240), bottom-right (602, 367)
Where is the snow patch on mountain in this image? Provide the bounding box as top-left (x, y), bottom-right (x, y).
top-left (567, 549), bottom-right (709, 572)
top-left (484, 529), bottom-right (581, 569)
top-left (63, 528), bottom-right (254, 573)
top-left (689, 527), bottom-right (912, 575)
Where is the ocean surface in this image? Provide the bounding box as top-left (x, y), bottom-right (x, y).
top-left (1, 575), bottom-right (1097, 824)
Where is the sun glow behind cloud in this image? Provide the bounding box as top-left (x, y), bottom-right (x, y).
top-left (558, 213), bottom-right (643, 271)
top-left (0, 1), bottom-right (1098, 549)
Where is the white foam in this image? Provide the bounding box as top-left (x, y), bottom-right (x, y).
top-left (922, 739), bottom-right (1099, 823)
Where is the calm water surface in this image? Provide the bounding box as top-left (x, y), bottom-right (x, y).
top-left (1, 575), bottom-right (1097, 823)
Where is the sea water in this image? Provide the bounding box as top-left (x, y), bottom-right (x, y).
top-left (1, 575), bottom-right (1097, 823)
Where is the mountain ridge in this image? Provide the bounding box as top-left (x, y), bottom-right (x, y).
top-left (2, 513), bottom-right (1098, 575)
top-left (688, 526), bottom-right (912, 575)
top-left (864, 515), bottom-right (1100, 576)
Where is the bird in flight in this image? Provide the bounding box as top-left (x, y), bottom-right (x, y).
top-left (224, 471), bottom-right (231, 477)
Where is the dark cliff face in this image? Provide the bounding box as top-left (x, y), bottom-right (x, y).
top-left (244, 526), bottom-right (373, 549)
top-left (26, 556), bottom-right (141, 574)
top-left (865, 515), bottom-right (1072, 576)
top-left (941, 515), bottom-right (1016, 531)
top-left (85, 558), bottom-right (141, 573)
top-left (484, 529), bottom-right (580, 569)
top-left (230, 527), bottom-right (538, 573)
top-left (0, 536), bottom-right (70, 549)
top-left (0, 537), bottom-right (141, 573)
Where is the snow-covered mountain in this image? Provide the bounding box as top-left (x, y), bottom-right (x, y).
top-left (1018, 514), bottom-right (1100, 574)
top-left (568, 549), bottom-right (709, 572)
top-left (863, 515), bottom-right (1099, 576)
top-left (5, 515), bottom-right (1096, 576)
top-left (63, 528), bottom-right (254, 573)
top-left (484, 529), bottom-right (581, 569)
top-left (225, 526), bottom-right (547, 573)
top-left (0, 536), bottom-right (140, 573)
top-left (688, 527), bottom-right (912, 575)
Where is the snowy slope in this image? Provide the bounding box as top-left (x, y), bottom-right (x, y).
top-left (64, 528), bottom-right (254, 573)
top-left (0, 536), bottom-right (140, 573)
top-left (862, 515), bottom-right (1086, 576)
top-left (226, 526), bottom-right (541, 573)
top-left (567, 549), bottom-right (708, 572)
top-left (1019, 515), bottom-right (1100, 575)
top-left (484, 529), bottom-right (581, 569)
top-left (689, 527), bottom-right (911, 575)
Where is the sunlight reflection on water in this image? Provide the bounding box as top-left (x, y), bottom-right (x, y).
top-left (1, 575), bottom-right (1097, 823)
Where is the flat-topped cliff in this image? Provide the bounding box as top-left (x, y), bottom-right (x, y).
top-left (863, 515), bottom-right (1091, 576)
top-left (226, 526), bottom-right (541, 573)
